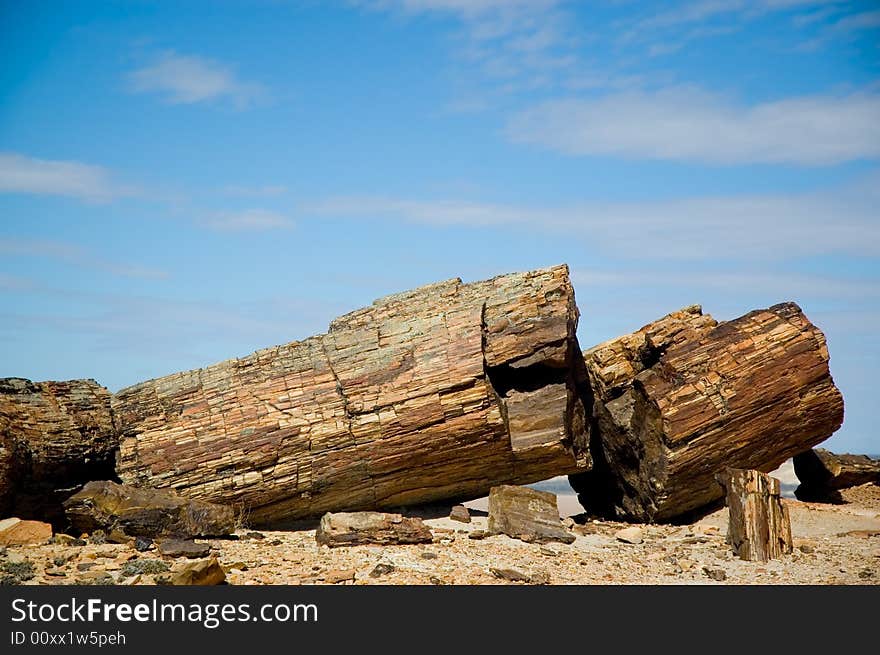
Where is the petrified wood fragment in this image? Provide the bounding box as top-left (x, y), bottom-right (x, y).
top-left (63, 480), bottom-right (235, 538)
top-left (114, 265), bottom-right (592, 524)
top-left (793, 448), bottom-right (880, 501)
top-left (315, 511), bottom-right (433, 547)
top-left (717, 468), bottom-right (792, 562)
top-left (570, 303), bottom-right (844, 522)
top-left (0, 378), bottom-right (118, 523)
top-left (487, 484), bottom-right (574, 544)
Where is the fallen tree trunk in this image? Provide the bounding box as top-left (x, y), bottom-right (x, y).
top-left (0, 378), bottom-right (118, 524)
top-left (794, 448), bottom-right (880, 495)
top-left (570, 303), bottom-right (844, 522)
top-left (113, 265), bottom-right (592, 525)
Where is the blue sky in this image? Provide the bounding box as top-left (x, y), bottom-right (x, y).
top-left (1, 0), bottom-right (878, 453)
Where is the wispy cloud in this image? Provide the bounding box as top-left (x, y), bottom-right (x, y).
top-left (0, 239), bottom-right (169, 280)
top-left (0, 152), bottom-right (135, 202)
top-left (201, 209), bottom-right (294, 231)
top-left (506, 88), bottom-right (880, 165)
top-left (127, 51), bottom-right (264, 107)
top-left (303, 172), bottom-right (880, 260)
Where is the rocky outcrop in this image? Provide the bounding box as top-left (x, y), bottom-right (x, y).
top-left (794, 449), bottom-right (880, 501)
top-left (570, 303), bottom-right (844, 522)
top-left (487, 484), bottom-right (574, 544)
top-left (315, 511), bottom-right (433, 547)
top-left (113, 265), bottom-right (592, 525)
top-left (63, 480), bottom-right (235, 539)
top-left (718, 468), bottom-right (792, 562)
top-left (0, 518), bottom-right (53, 547)
top-left (0, 378), bottom-right (118, 524)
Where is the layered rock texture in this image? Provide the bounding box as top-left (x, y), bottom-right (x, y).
top-left (718, 468), bottom-right (793, 562)
top-left (0, 378), bottom-right (118, 523)
top-left (112, 265), bottom-right (592, 524)
top-left (793, 448), bottom-right (880, 501)
top-left (570, 303), bottom-right (844, 522)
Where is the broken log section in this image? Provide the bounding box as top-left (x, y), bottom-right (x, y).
top-left (717, 468), bottom-right (792, 562)
top-left (570, 302), bottom-right (844, 522)
top-left (113, 265), bottom-right (592, 525)
top-left (794, 448), bottom-right (880, 497)
top-left (0, 378), bottom-right (117, 523)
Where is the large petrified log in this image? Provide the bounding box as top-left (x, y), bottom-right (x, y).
top-left (793, 448), bottom-right (880, 502)
top-left (570, 303), bottom-right (844, 522)
top-left (717, 468), bottom-right (792, 562)
top-left (113, 265), bottom-right (592, 525)
top-left (0, 378), bottom-right (118, 524)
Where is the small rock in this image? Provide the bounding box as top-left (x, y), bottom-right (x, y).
top-left (468, 530), bottom-right (488, 540)
top-left (245, 531), bottom-right (265, 540)
top-left (88, 530), bottom-right (107, 545)
top-left (573, 524), bottom-right (598, 536)
top-left (222, 561), bottom-right (249, 572)
top-left (53, 553), bottom-right (75, 567)
top-left (420, 551), bottom-right (438, 560)
top-left (702, 567), bottom-right (727, 581)
top-left (0, 518), bottom-right (53, 546)
top-left (429, 575), bottom-right (445, 585)
top-left (157, 539), bottom-right (211, 559)
top-left (107, 529), bottom-right (132, 545)
top-left (52, 533), bottom-right (85, 547)
top-left (76, 571), bottom-right (115, 585)
top-left (562, 517), bottom-right (575, 529)
top-left (324, 569), bottom-right (356, 584)
top-left (316, 512), bottom-right (432, 547)
top-left (76, 562), bottom-right (96, 572)
top-left (449, 505), bottom-right (471, 524)
top-left (615, 526), bottom-right (644, 545)
top-left (490, 567), bottom-right (531, 583)
top-left (539, 546), bottom-right (559, 557)
top-left (678, 558), bottom-right (697, 572)
top-left (797, 543), bottom-right (816, 554)
top-left (369, 562), bottom-right (396, 578)
top-left (269, 539), bottom-right (282, 546)
top-left (44, 567), bottom-right (67, 577)
top-left (134, 537), bottom-right (153, 552)
top-left (529, 570), bottom-right (551, 585)
top-left (169, 556), bottom-right (226, 586)
top-left (859, 569), bottom-right (873, 579)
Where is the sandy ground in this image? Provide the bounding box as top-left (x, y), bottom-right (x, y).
top-left (4, 481), bottom-right (878, 586)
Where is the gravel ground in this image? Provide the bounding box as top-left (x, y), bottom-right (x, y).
top-left (3, 484), bottom-right (878, 586)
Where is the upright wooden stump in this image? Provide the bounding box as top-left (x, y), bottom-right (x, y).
top-left (717, 468), bottom-right (792, 562)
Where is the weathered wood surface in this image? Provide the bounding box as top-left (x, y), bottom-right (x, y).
top-left (315, 511), bottom-right (433, 547)
top-left (717, 468), bottom-right (792, 562)
top-left (113, 265), bottom-right (592, 525)
top-left (794, 448), bottom-right (880, 493)
top-left (0, 378), bottom-right (118, 522)
top-left (570, 302), bottom-right (844, 522)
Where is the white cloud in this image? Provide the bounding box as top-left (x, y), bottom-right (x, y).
top-left (0, 239), bottom-right (169, 280)
top-left (506, 88), bottom-right (880, 165)
top-left (302, 172), bottom-right (880, 260)
top-left (127, 51), bottom-right (263, 106)
top-left (0, 152), bottom-right (134, 202)
top-left (202, 209), bottom-right (294, 231)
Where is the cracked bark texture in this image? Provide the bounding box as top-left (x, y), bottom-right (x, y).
top-left (570, 302), bottom-right (844, 522)
top-left (113, 265), bottom-right (592, 525)
top-left (0, 378), bottom-right (118, 524)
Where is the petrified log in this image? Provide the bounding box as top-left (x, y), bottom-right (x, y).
top-left (315, 511), bottom-right (433, 547)
top-left (487, 484), bottom-right (574, 544)
top-left (0, 378), bottom-right (118, 523)
top-left (793, 449), bottom-right (880, 501)
top-left (717, 468), bottom-right (792, 562)
top-left (63, 480), bottom-right (235, 538)
top-left (570, 303), bottom-right (844, 522)
top-left (113, 265), bottom-right (592, 525)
